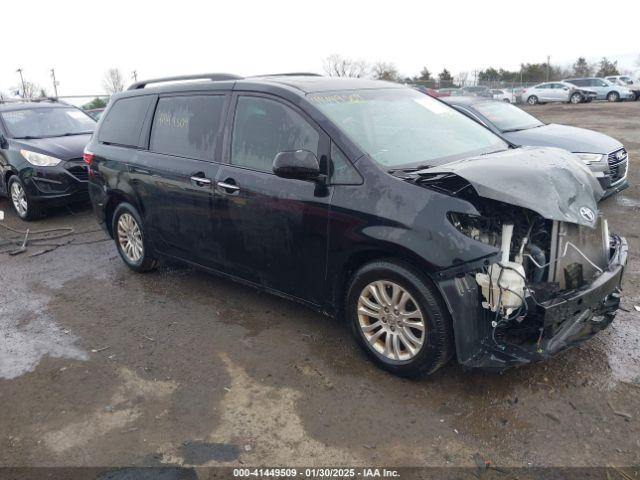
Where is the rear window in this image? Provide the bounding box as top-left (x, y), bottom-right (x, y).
top-left (98, 96), bottom-right (154, 147)
top-left (150, 95), bottom-right (225, 161)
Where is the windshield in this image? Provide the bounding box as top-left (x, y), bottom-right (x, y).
top-left (308, 89), bottom-right (507, 168)
top-left (1, 107), bottom-right (96, 138)
top-left (473, 101), bottom-right (544, 132)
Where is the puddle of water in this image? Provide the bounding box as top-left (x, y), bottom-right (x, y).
top-left (0, 289), bottom-right (88, 380)
top-left (180, 441), bottom-right (239, 463)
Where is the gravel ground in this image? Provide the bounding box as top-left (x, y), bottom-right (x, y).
top-left (0, 101), bottom-right (639, 472)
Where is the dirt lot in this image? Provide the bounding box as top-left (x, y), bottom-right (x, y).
top-left (1, 101), bottom-right (639, 473)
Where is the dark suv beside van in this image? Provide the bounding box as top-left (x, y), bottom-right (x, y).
top-left (0, 99), bottom-right (96, 219)
top-left (87, 74), bottom-right (627, 376)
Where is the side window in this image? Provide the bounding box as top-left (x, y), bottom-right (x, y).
top-left (330, 142), bottom-right (362, 185)
top-left (150, 95), bottom-right (225, 161)
top-left (99, 96), bottom-right (154, 147)
top-left (231, 96), bottom-right (319, 173)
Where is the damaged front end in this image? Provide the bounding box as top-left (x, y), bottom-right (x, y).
top-left (412, 148), bottom-right (627, 370)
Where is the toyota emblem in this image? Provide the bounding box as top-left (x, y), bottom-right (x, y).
top-left (579, 206), bottom-right (595, 222)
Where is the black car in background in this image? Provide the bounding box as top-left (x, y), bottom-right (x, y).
top-left (442, 96), bottom-right (629, 198)
top-left (86, 74), bottom-right (626, 376)
top-left (0, 99), bottom-right (96, 219)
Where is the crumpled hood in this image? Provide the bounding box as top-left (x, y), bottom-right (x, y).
top-left (416, 147), bottom-right (604, 227)
top-left (11, 134), bottom-right (92, 161)
top-left (503, 124), bottom-right (622, 154)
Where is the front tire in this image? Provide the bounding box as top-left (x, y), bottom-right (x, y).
top-left (570, 92), bottom-right (583, 104)
top-left (112, 203), bottom-right (158, 272)
top-left (8, 176), bottom-right (42, 221)
top-left (346, 260), bottom-right (453, 377)
top-left (607, 91), bottom-right (620, 102)
top-left (527, 95), bottom-right (539, 105)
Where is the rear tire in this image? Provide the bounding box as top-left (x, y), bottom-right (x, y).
top-left (8, 176), bottom-right (43, 221)
top-left (112, 203), bottom-right (158, 273)
top-left (607, 91), bottom-right (620, 102)
top-left (346, 260), bottom-right (453, 377)
top-left (527, 95), bottom-right (538, 105)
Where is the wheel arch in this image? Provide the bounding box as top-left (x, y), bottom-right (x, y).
top-left (331, 244), bottom-right (442, 320)
top-left (4, 167), bottom-right (18, 188)
top-left (104, 190), bottom-right (142, 237)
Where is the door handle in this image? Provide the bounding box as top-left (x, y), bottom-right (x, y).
top-left (190, 175), bottom-right (212, 186)
top-left (217, 180), bottom-right (240, 193)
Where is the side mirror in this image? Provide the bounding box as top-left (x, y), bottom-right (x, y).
top-left (273, 150), bottom-right (321, 181)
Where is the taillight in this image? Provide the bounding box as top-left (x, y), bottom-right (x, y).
top-left (83, 150), bottom-right (94, 166)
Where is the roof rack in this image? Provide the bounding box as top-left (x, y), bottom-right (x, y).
top-left (251, 72), bottom-right (322, 78)
top-left (128, 73), bottom-right (243, 90)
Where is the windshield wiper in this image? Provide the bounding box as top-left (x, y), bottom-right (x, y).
top-left (54, 132), bottom-right (93, 137)
top-left (13, 135), bottom-right (44, 139)
top-left (388, 164), bottom-right (432, 174)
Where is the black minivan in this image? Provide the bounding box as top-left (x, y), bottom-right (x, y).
top-left (87, 73), bottom-right (627, 376)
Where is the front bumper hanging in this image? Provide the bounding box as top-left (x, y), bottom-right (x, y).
top-left (437, 235), bottom-right (627, 371)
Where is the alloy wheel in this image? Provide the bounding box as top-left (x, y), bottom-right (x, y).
top-left (357, 280), bottom-right (426, 361)
top-left (116, 213), bottom-right (144, 263)
top-left (10, 182), bottom-right (28, 217)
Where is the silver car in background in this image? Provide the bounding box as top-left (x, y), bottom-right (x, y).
top-left (563, 77), bottom-right (634, 102)
top-left (520, 81), bottom-right (596, 105)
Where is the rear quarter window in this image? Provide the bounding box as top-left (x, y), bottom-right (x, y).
top-left (149, 95), bottom-right (225, 161)
top-left (98, 95), bottom-right (155, 147)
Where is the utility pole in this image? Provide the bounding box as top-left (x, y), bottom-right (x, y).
top-left (50, 68), bottom-right (59, 97)
top-left (16, 68), bottom-right (26, 98)
top-left (546, 55), bottom-right (551, 81)
top-left (132, 70), bottom-right (138, 82)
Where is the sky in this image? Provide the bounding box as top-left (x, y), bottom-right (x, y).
top-left (1, 0), bottom-right (639, 102)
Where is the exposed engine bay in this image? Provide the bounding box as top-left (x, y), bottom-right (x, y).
top-left (399, 151), bottom-right (627, 369)
top-left (448, 197), bottom-right (613, 344)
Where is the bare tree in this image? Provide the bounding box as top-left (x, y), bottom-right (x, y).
top-left (12, 80), bottom-right (46, 99)
top-left (103, 68), bottom-right (125, 94)
top-left (456, 71), bottom-right (470, 87)
top-left (323, 54), bottom-right (368, 78)
top-left (372, 62), bottom-right (399, 82)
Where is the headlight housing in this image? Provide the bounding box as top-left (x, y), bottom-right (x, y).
top-left (20, 149), bottom-right (62, 166)
top-left (574, 153), bottom-right (605, 165)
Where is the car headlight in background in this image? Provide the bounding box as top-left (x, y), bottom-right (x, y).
top-left (20, 149), bottom-right (62, 166)
top-left (574, 153), bottom-right (605, 165)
